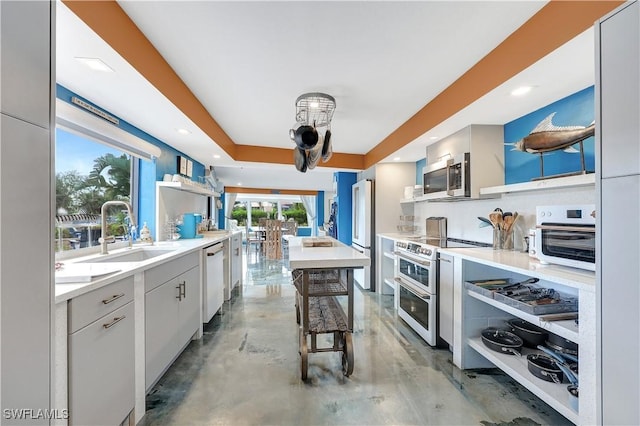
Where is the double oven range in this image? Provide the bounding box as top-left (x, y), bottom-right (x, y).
top-left (394, 237), bottom-right (489, 346)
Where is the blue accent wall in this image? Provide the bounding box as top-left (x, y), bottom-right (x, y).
top-left (56, 84), bottom-right (206, 238)
top-left (333, 172), bottom-right (357, 245)
top-left (316, 191), bottom-right (325, 228)
top-left (415, 158), bottom-right (426, 185)
top-left (504, 86), bottom-right (595, 184)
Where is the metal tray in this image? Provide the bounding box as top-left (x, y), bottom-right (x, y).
top-left (494, 288), bottom-right (578, 315)
top-left (465, 279), bottom-right (512, 299)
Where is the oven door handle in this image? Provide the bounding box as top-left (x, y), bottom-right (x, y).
top-left (394, 251), bottom-right (432, 267)
top-left (394, 277), bottom-right (431, 300)
top-left (536, 225), bottom-right (596, 233)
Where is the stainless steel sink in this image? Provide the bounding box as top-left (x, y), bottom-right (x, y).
top-left (78, 248), bottom-right (176, 263)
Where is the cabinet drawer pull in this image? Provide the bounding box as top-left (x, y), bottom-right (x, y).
top-left (438, 258), bottom-right (451, 263)
top-left (180, 281), bottom-right (186, 298)
top-left (102, 293), bottom-right (125, 304)
top-left (176, 285), bottom-right (182, 301)
top-left (103, 315), bottom-right (126, 329)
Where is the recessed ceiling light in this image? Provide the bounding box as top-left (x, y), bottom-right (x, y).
top-left (393, 157), bottom-right (401, 161)
top-left (511, 86), bottom-right (533, 96)
top-left (213, 154), bottom-right (221, 159)
top-left (74, 57), bottom-right (114, 72)
top-left (237, 182), bottom-right (242, 186)
top-left (429, 136), bottom-right (439, 140)
top-left (176, 128), bottom-right (191, 135)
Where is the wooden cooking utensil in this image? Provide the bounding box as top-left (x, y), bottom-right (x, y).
top-left (489, 212), bottom-right (503, 230)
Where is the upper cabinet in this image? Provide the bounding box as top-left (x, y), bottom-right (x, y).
top-left (597, 1), bottom-right (639, 178)
top-left (0, 1), bottom-right (52, 128)
top-left (423, 124), bottom-right (504, 200)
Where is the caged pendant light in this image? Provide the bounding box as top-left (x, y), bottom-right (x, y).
top-left (289, 92), bottom-right (336, 173)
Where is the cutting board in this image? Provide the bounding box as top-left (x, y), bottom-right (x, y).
top-left (55, 263), bottom-right (122, 283)
top-left (302, 237), bottom-right (334, 247)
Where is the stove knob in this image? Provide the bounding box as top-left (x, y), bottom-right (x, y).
top-left (426, 249), bottom-right (432, 256)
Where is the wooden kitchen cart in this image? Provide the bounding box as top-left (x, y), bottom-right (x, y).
top-left (292, 267), bottom-right (355, 380)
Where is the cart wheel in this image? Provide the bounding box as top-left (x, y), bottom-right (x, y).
top-left (301, 335), bottom-right (308, 380)
top-left (341, 332), bottom-right (354, 377)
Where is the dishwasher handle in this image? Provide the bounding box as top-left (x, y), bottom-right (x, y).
top-left (206, 243), bottom-right (223, 256)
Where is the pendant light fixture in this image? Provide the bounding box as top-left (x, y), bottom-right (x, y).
top-left (289, 92), bottom-right (336, 172)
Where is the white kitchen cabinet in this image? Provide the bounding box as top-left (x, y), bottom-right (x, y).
top-left (68, 278), bottom-right (135, 426)
top-left (0, 1), bottom-right (52, 128)
top-left (597, 1), bottom-right (639, 179)
top-left (144, 253), bottom-right (200, 390)
top-left (596, 2), bottom-right (640, 423)
top-left (437, 252), bottom-right (454, 347)
top-left (599, 176), bottom-right (640, 423)
top-left (1, 114), bottom-right (52, 419)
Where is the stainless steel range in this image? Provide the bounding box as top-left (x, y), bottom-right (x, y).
top-left (394, 239), bottom-right (438, 346)
top-left (394, 237), bottom-right (490, 346)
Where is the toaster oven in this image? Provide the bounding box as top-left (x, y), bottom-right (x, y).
top-left (535, 205), bottom-right (596, 271)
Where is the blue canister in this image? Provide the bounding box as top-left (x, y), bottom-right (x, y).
top-left (180, 213), bottom-right (197, 239)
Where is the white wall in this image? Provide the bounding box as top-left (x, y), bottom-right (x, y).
top-left (359, 162), bottom-right (416, 235)
top-left (414, 186), bottom-right (595, 249)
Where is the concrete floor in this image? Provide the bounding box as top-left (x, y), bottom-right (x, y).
top-left (140, 251), bottom-right (571, 426)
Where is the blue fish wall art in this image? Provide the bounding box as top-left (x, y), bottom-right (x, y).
top-left (503, 86), bottom-right (595, 184)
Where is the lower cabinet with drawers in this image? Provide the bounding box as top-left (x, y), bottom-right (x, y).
top-left (67, 276), bottom-right (135, 426)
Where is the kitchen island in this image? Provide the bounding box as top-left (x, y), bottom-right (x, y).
top-left (286, 237), bottom-right (370, 379)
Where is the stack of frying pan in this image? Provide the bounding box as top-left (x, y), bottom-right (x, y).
top-left (480, 320), bottom-right (579, 410)
top-left (290, 123), bottom-right (333, 173)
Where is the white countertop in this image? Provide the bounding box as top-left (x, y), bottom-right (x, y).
top-left (55, 232), bottom-right (239, 303)
top-left (287, 237), bottom-right (370, 270)
top-left (377, 232), bottom-right (423, 241)
top-left (438, 247), bottom-right (595, 291)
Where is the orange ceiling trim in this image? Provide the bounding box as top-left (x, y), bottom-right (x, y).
top-left (62, 0), bottom-right (365, 169)
top-left (234, 144), bottom-right (365, 170)
top-left (364, 0), bottom-right (624, 169)
top-left (224, 187), bottom-right (318, 196)
top-left (62, 0), bottom-right (237, 157)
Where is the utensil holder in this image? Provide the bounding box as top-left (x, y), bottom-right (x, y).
top-left (493, 228), bottom-right (504, 250)
top-left (493, 228), bottom-right (515, 250)
top-left (503, 228), bottom-right (515, 250)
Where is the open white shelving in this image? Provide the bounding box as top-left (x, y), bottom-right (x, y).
top-left (468, 337), bottom-right (578, 424)
top-left (157, 181), bottom-right (220, 197)
top-left (480, 173), bottom-right (595, 196)
top-left (466, 290), bottom-right (579, 343)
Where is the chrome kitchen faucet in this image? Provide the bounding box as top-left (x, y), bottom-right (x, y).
top-left (99, 200), bottom-right (136, 255)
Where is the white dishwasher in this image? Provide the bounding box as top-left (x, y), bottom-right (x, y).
top-left (204, 242), bottom-right (224, 323)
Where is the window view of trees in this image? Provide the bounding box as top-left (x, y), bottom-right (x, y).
top-left (231, 201), bottom-right (307, 226)
top-left (55, 129), bottom-right (132, 251)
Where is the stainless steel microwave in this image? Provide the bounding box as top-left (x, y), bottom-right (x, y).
top-left (535, 205), bottom-right (596, 271)
top-left (423, 152), bottom-right (470, 198)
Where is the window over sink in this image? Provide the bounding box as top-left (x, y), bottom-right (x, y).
top-left (55, 127), bottom-right (134, 253)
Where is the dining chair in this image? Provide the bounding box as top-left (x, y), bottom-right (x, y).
top-left (264, 219), bottom-right (282, 260)
top-left (245, 222), bottom-right (262, 254)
